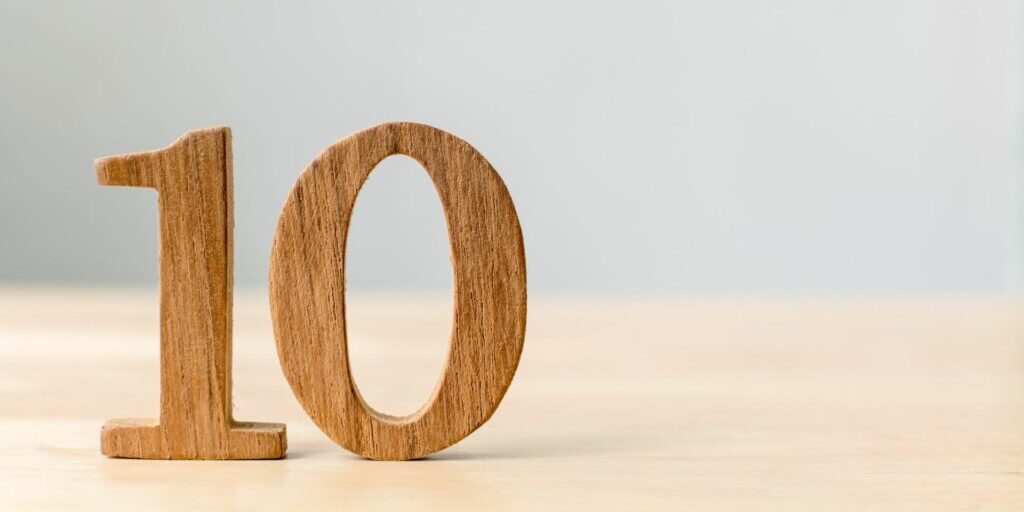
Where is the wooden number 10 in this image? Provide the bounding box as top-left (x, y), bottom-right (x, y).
top-left (96, 123), bottom-right (527, 461)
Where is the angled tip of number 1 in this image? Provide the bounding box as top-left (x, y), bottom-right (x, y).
top-left (95, 123), bottom-right (526, 461)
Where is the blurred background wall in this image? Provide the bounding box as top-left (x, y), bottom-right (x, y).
top-left (0, 0), bottom-right (1020, 295)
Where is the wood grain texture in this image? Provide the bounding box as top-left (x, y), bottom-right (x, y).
top-left (269, 122), bottom-right (526, 460)
top-left (2, 291), bottom-right (1022, 510)
top-left (95, 128), bottom-right (286, 459)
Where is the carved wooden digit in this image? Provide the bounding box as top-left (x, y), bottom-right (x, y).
top-left (96, 127), bottom-right (286, 460)
top-left (270, 122), bottom-right (526, 460)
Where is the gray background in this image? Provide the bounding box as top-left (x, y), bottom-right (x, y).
top-left (0, 0), bottom-right (1020, 294)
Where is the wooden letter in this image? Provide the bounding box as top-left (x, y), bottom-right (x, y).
top-left (270, 122), bottom-right (526, 460)
top-left (96, 127), bottom-right (286, 460)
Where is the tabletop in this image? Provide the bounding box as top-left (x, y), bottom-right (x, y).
top-left (1, 289), bottom-right (1022, 510)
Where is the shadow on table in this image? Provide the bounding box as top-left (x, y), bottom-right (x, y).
top-left (282, 429), bottom-right (653, 462)
top-left (425, 432), bottom-right (646, 461)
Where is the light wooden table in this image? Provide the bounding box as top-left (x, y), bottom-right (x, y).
top-left (1, 289), bottom-right (1021, 510)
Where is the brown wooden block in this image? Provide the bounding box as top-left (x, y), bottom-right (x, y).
top-left (96, 127), bottom-right (286, 460)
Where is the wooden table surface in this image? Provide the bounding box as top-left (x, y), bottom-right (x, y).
top-left (1, 289), bottom-right (1021, 510)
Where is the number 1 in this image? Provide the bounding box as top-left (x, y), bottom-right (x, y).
top-left (96, 127), bottom-right (286, 460)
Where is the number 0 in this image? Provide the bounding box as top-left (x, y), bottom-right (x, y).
top-left (269, 122), bottom-right (527, 460)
